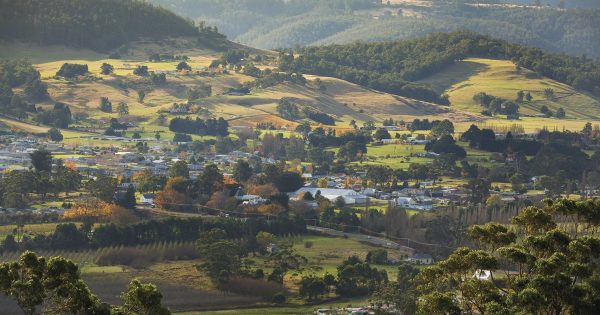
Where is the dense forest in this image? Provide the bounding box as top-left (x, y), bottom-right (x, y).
top-left (279, 32), bottom-right (600, 103)
top-left (150, 0), bottom-right (600, 57)
top-left (0, 0), bottom-right (224, 51)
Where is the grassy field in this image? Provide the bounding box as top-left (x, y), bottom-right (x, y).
top-left (347, 143), bottom-right (430, 170)
top-left (248, 235), bottom-right (405, 282)
top-left (183, 297), bottom-right (371, 315)
top-left (0, 223), bottom-right (60, 241)
top-left (419, 58), bottom-right (600, 121)
top-left (455, 117), bottom-right (593, 134)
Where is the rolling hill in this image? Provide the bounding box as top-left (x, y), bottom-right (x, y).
top-left (28, 55), bottom-right (472, 138)
top-left (1, 1), bottom-right (599, 139)
top-left (419, 58), bottom-right (600, 120)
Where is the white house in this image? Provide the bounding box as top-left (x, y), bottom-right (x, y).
top-left (234, 189), bottom-right (268, 206)
top-left (290, 187), bottom-right (368, 205)
top-left (266, 243), bottom-right (279, 254)
top-left (140, 194), bottom-right (155, 205)
top-left (407, 253), bottom-right (434, 265)
top-left (473, 269), bottom-right (492, 281)
top-left (395, 196), bottom-right (433, 210)
top-left (241, 195), bottom-right (268, 206)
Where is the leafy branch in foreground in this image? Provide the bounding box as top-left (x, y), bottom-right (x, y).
top-left (0, 251), bottom-right (170, 315)
top-left (410, 199), bottom-right (600, 315)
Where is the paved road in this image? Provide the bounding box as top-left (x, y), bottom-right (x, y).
top-left (307, 226), bottom-right (415, 253)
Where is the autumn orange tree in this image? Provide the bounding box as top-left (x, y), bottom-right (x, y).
top-left (154, 177), bottom-right (190, 211)
top-left (63, 199), bottom-right (135, 224)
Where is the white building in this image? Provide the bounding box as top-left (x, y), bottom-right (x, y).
top-left (140, 194), bottom-right (155, 205)
top-left (407, 253), bottom-right (434, 265)
top-left (473, 269), bottom-right (492, 281)
top-left (395, 196), bottom-right (433, 210)
top-left (290, 188), bottom-right (368, 205)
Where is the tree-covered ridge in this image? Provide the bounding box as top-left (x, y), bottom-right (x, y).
top-left (0, 0), bottom-right (222, 51)
top-left (150, 0), bottom-right (600, 57)
top-left (279, 32), bottom-right (600, 104)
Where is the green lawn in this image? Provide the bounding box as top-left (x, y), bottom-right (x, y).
top-left (329, 143), bottom-right (432, 170)
top-left (271, 235), bottom-right (403, 280)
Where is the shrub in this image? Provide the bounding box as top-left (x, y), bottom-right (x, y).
top-left (96, 247), bottom-right (156, 267)
top-left (304, 241), bottom-right (313, 249)
top-left (272, 292), bottom-right (286, 304)
top-left (173, 133), bottom-right (192, 143)
top-left (366, 249), bottom-right (388, 264)
top-left (162, 244), bottom-right (199, 260)
top-left (56, 63), bottom-right (88, 78)
top-left (133, 65), bottom-right (149, 76)
top-left (221, 277), bottom-right (284, 299)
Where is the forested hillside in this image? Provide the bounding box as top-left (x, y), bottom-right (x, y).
top-left (150, 0), bottom-right (600, 57)
top-left (0, 0), bottom-right (225, 51)
top-left (280, 32), bottom-right (600, 104)
top-left (499, 0), bottom-right (600, 8)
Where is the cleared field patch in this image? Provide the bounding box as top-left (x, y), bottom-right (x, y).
top-left (350, 143), bottom-right (430, 170)
top-left (419, 58), bottom-right (600, 120)
top-left (291, 235), bottom-right (403, 279)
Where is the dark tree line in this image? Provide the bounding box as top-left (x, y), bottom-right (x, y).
top-left (244, 69), bottom-right (307, 90)
top-left (304, 109), bottom-right (335, 126)
top-left (0, 0), bottom-right (220, 51)
top-left (425, 135), bottom-right (467, 158)
top-left (460, 125), bottom-right (541, 155)
top-left (280, 31), bottom-right (600, 103)
top-left (460, 125), bottom-right (600, 182)
top-left (307, 128), bottom-right (371, 149)
top-left (473, 92), bottom-right (520, 116)
top-left (56, 63), bottom-right (88, 78)
top-left (169, 117), bottom-right (229, 137)
top-left (409, 119), bottom-right (453, 132)
top-left (36, 102), bottom-right (72, 128)
top-left (3, 217), bottom-right (306, 252)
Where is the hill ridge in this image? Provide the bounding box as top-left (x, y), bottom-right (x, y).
top-left (0, 0), bottom-right (227, 52)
